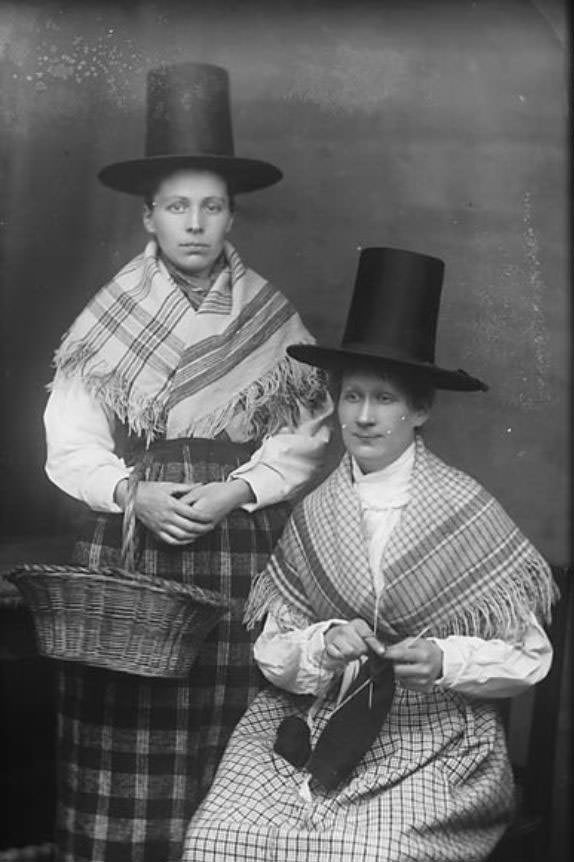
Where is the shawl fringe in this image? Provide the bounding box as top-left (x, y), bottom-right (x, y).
top-left (247, 554), bottom-right (558, 642)
top-left (51, 344), bottom-right (328, 446)
top-left (48, 242), bottom-right (326, 446)
top-left (251, 440), bottom-right (559, 644)
top-left (187, 356), bottom-right (328, 440)
top-left (244, 570), bottom-right (313, 631)
top-left (428, 555), bottom-right (558, 641)
top-left (50, 343), bottom-right (168, 444)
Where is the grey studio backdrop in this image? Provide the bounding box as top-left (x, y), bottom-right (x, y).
top-left (0, 0), bottom-right (569, 567)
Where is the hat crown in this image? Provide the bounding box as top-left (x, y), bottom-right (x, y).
top-left (342, 247), bottom-right (445, 365)
top-left (98, 61), bottom-right (282, 195)
top-left (287, 247), bottom-right (487, 391)
top-left (146, 62), bottom-right (234, 159)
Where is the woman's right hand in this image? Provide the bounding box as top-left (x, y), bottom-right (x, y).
top-left (323, 618), bottom-right (386, 664)
top-left (116, 479), bottom-right (202, 545)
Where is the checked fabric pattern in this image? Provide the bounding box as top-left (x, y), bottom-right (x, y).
top-left (182, 437), bottom-right (556, 861)
top-left (258, 435), bottom-right (556, 642)
top-left (183, 684), bottom-right (514, 862)
top-left (55, 438), bottom-right (290, 862)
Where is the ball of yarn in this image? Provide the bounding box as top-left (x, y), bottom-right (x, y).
top-left (273, 715), bottom-right (311, 768)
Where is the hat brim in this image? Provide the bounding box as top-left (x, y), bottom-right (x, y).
top-left (287, 343), bottom-right (488, 392)
top-left (98, 155), bottom-right (282, 195)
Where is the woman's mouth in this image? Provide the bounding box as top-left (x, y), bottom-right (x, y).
top-left (179, 243), bottom-right (209, 252)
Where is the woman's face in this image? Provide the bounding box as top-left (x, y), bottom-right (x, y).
top-left (143, 168), bottom-right (233, 276)
top-left (337, 369), bottom-right (429, 474)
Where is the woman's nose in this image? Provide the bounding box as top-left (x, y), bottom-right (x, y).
top-left (356, 399), bottom-right (375, 424)
top-left (185, 207), bottom-right (204, 232)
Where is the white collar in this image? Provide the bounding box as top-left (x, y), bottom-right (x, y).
top-left (351, 442), bottom-right (415, 509)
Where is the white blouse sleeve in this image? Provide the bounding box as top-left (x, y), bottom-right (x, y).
top-left (253, 605), bottom-right (347, 695)
top-left (254, 605), bottom-right (553, 700)
top-left (45, 375), bottom-right (332, 515)
top-left (432, 614), bottom-right (553, 699)
top-left (228, 397), bottom-right (333, 511)
top-left (44, 374), bottom-right (131, 513)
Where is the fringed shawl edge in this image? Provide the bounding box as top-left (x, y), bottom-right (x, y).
top-left (183, 355), bottom-right (329, 440)
top-left (427, 554), bottom-right (558, 641)
top-left (50, 345), bottom-right (329, 446)
top-left (49, 343), bottom-right (168, 444)
top-left (245, 546), bottom-right (559, 644)
top-left (244, 453), bottom-right (560, 642)
top-left (244, 569), bottom-right (315, 631)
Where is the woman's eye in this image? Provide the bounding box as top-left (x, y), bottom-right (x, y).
top-left (204, 202), bottom-right (224, 214)
top-left (343, 391), bottom-right (360, 403)
top-left (166, 201), bottom-right (188, 214)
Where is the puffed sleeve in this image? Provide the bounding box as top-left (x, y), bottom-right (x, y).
top-left (44, 373), bottom-right (131, 512)
top-left (229, 396), bottom-right (333, 510)
top-left (431, 614), bottom-right (553, 698)
top-left (254, 598), bottom-right (347, 695)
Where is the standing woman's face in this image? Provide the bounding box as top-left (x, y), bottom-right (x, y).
top-left (143, 168), bottom-right (234, 276)
top-left (338, 369), bottom-right (429, 474)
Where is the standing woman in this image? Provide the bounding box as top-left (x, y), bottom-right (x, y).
top-left (43, 63), bottom-right (331, 862)
top-left (182, 248), bottom-right (557, 862)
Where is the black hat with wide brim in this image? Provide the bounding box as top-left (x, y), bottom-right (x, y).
top-left (98, 62), bottom-right (282, 196)
top-left (288, 247), bottom-right (488, 392)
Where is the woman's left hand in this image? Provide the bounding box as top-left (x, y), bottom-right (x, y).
top-left (383, 638), bottom-right (444, 692)
top-left (178, 480), bottom-right (255, 539)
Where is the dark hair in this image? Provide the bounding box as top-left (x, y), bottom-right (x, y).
top-left (331, 357), bottom-right (436, 413)
top-left (143, 169), bottom-right (235, 212)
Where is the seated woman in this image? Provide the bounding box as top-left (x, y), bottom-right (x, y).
top-left (181, 247), bottom-right (556, 862)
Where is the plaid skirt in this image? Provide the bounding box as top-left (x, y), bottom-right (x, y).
top-left (183, 685), bottom-right (515, 862)
top-left (54, 438), bottom-right (291, 862)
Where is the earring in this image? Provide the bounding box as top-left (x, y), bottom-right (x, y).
top-left (341, 424), bottom-right (348, 429)
top-left (400, 415), bottom-right (406, 421)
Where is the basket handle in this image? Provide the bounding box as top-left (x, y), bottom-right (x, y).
top-left (121, 447), bottom-right (194, 572)
top-left (121, 458), bottom-right (149, 573)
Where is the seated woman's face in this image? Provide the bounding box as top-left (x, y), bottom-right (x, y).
top-left (143, 168), bottom-right (233, 276)
top-left (338, 369), bottom-right (429, 474)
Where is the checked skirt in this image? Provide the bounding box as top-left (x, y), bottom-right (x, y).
top-left (54, 438), bottom-right (290, 862)
top-left (183, 686), bottom-right (514, 862)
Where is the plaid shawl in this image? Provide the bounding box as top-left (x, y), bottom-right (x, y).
top-left (51, 241), bottom-right (326, 443)
top-left (247, 435), bottom-right (557, 642)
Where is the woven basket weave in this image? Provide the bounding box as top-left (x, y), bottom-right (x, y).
top-left (4, 466), bottom-right (229, 678)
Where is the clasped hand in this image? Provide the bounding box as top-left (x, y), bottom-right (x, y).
top-left (131, 479), bottom-right (253, 546)
top-left (324, 618), bottom-right (443, 692)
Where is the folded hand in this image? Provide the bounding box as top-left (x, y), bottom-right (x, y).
top-left (132, 481), bottom-right (202, 545)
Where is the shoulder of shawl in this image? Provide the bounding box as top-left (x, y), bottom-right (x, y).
top-left (86, 250), bottom-right (151, 304)
top-left (421, 444), bottom-right (494, 507)
top-left (57, 251), bottom-right (151, 347)
top-left (110, 249), bottom-right (149, 284)
top-left (225, 244), bottom-right (307, 341)
top-left (244, 267), bottom-right (294, 312)
top-left (296, 454), bottom-right (352, 523)
top-left (228, 248), bottom-right (293, 311)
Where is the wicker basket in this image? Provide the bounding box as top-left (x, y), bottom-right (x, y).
top-left (4, 466), bottom-right (229, 678)
top-left (5, 564), bottom-right (229, 677)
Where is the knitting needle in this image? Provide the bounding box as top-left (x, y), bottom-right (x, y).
top-left (331, 677), bottom-right (373, 716)
top-left (332, 625), bottom-right (432, 715)
top-left (364, 624), bottom-right (430, 655)
top-left (407, 624), bottom-right (431, 648)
